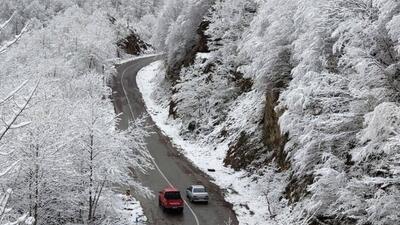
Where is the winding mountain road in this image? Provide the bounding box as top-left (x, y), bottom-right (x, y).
top-left (112, 55), bottom-right (239, 225)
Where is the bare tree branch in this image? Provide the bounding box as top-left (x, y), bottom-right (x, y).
top-left (0, 21), bottom-right (29, 55)
top-left (0, 12), bottom-right (15, 33)
top-left (0, 80), bottom-right (28, 105)
top-left (0, 189), bottom-right (12, 222)
top-left (0, 160), bottom-right (20, 177)
top-left (0, 81), bottom-right (38, 142)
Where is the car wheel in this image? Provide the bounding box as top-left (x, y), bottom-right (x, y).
top-left (178, 208), bottom-right (183, 214)
top-left (159, 201), bottom-right (166, 212)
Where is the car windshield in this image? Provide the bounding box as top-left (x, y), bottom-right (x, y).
top-left (165, 191), bottom-right (181, 200)
top-left (193, 187), bottom-right (206, 193)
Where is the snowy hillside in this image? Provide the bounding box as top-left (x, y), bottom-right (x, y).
top-left (0, 1), bottom-right (159, 224)
top-left (150, 0), bottom-right (400, 224)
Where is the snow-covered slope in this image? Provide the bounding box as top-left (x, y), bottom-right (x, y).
top-left (138, 61), bottom-right (291, 225)
top-left (148, 0), bottom-right (400, 224)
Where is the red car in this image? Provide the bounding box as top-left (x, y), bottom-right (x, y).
top-left (158, 187), bottom-right (184, 213)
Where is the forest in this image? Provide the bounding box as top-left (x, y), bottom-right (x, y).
top-left (0, 0), bottom-right (158, 224)
top-left (152, 0), bottom-right (400, 224)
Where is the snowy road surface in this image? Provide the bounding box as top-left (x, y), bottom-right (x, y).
top-left (112, 55), bottom-right (238, 225)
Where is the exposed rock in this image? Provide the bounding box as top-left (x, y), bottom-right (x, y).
top-left (284, 174), bottom-right (313, 204)
top-left (224, 131), bottom-right (263, 171)
top-left (219, 129), bottom-right (228, 138)
top-left (188, 121), bottom-right (196, 132)
top-left (224, 48), bottom-right (292, 171)
top-left (232, 70), bottom-right (253, 94)
top-left (263, 87), bottom-right (289, 170)
top-left (166, 20), bottom-right (211, 83)
top-left (169, 99), bottom-right (177, 119)
top-left (117, 31), bottom-right (150, 55)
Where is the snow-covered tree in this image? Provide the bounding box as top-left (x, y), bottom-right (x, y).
top-left (152, 0), bottom-right (213, 79)
top-left (0, 10), bottom-right (29, 54)
top-left (152, 0), bottom-right (400, 224)
top-left (273, 0), bottom-right (400, 223)
top-left (168, 0), bottom-right (258, 138)
top-left (66, 73), bottom-right (151, 224)
top-left (0, 2), bottom-right (153, 224)
top-left (0, 82), bottom-right (36, 225)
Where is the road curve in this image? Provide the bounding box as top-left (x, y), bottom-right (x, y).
top-left (112, 55), bottom-right (239, 225)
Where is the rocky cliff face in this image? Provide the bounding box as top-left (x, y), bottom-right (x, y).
top-left (263, 87), bottom-right (289, 170)
top-left (166, 21), bottom-right (211, 83)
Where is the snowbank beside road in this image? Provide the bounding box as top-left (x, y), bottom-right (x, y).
top-left (113, 53), bottom-right (163, 66)
top-left (110, 194), bottom-right (147, 225)
top-left (137, 61), bottom-right (291, 225)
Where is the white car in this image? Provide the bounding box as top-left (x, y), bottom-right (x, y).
top-left (186, 185), bottom-right (209, 203)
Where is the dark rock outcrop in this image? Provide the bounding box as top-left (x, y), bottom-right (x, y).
top-left (263, 87), bottom-right (289, 170)
top-left (166, 20), bottom-right (211, 83)
top-left (117, 31), bottom-right (150, 55)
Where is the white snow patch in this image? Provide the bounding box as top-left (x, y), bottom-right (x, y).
top-left (137, 61), bottom-right (290, 225)
top-left (113, 53), bottom-right (164, 66)
top-left (111, 194), bottom-right (147, 225)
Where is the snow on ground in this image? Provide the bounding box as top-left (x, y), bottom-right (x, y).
top-left (110, 194), bottom-right (147, 225)
top-left (114, 53), bottom-right (162, 65)
top-left (137, 61), bottom-right (290, 225)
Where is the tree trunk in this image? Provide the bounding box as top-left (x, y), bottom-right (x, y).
top-left (33, 145), bottom-right (39, 225)
top-left (92, 180), bottom-right (106, 219)
top-left (88, 134), bottom-right (94, 224)
top-left (28, 171), bottom-right (33, 217)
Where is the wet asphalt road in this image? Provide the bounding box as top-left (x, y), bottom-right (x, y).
top-left (112, 55), bottom-right (239, 225)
